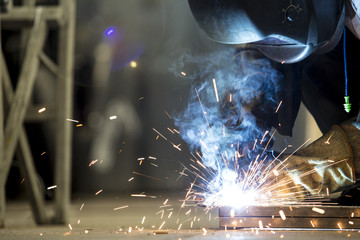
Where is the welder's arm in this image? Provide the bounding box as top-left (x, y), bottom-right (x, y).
top-left (280, 121), bottom-right (360, 196)
top-left (346, 0), bottom-right (360, 39)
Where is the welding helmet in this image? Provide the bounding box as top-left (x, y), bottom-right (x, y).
top-left (188, 0), bottom-right (345, 63)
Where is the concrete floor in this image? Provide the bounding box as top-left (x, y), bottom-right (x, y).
top-left (1, 194), bottom-right (360, 239)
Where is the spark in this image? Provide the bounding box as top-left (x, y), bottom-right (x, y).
top-left (109, 115), bottom-right (117, 120)
top-left (159, 221), bottom-right (166, 230)
top-left (337, 222), bottom-right (343, 230)
top-left (181, 71), bottom-right (187, 76)
top-left (252, 139), bottom-right (258, 150)
top-left (167, 128), bottom-right (174, 134)
top-left (258, 220), bottom-right (263, 229)
top-left (76, 124), bottom-right (83, 127)
top-left (164, 111), bottom-right (172, 119)
top-left (68, 224), bottom-right (72, 231)
top-left (38, 107), bottom-right (46, 113)
top-left (132, 171), bottom-right (161, 181)
top-left (279, 210), bottom-right (286, 220)
top-left (260, 129), bottom-right (277, 156)
top-left (138, 96), bottom-right (144, 100)
top-left (77, 219), bottom-right (80, 224)
top-left (128, 177), bottom-right (134, 182)
top-left (152, 128), bottom-right (167, 141)
top-left (47, 185), bottom-right (57, 190)
top-left (260, 130), bottom-right (269, 144)
top-left (195, 88), bottom-right (212, 131)
top-left (185, 209), bottom-right (192, 215)
top-left (95, 189), bottom-right (103, 195)
top-left (190, 164), bottom-right (200, 172)
top-left (142, 216), bottom-right (146, 224)
top-left (351, 212), bottom-right (355, 217)
top-left (66, 118), bottom-right (79, 123)
top-left (20, 178), bottom-right (25, 184)
top-left (89, 159), bottom-right (98, 166)
top-left (80, 203), bottom-right (84, 211)
top-left (168, 212), bottom-right (173, 218)
top-left (325, 132), bottom-right (334, 144)
top-left (312, 207), bottom-right (325, 214)
top-left (149, 156), bottom-right (157, 160)
top-left (177, 223), bottom-right (182, 230)
top-left (196, 160), bottom-right (206, 169)
top-left (276, 138), bottom-right (312, 169)
top-left (349, 221), bottom-right (354, 225)
top-left (156, 210), bottom-right (165, 219)
top-left (131, 194), bottom-right (146, 197)
top-left (173, 144), bottom-right (182, 151)
top-left (128, 227), bottom-right (132, 233)
top-left (275, 101), bottom-right (283, 113)
top-left (113, 205), bottom-right (128, 210)
top-left (212, 78), bottom-right (219, 102)
top-left (41, 152), bottom-right (46, 155)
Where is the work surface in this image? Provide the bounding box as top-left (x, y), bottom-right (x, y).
top-left (1, 195), bottom-right (360, 239)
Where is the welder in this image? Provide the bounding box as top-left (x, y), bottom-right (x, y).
top-left (188, 0), bottom-right (360, 202)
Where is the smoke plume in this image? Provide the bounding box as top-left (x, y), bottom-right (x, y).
top-left (170, 46), bottom-right (282, 190)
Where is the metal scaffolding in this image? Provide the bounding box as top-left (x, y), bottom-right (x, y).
top-left (0, 0), bottom-right (75, 226)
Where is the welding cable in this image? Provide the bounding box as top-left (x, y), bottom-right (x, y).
top-left (343, 27), bottom-right (351, 113)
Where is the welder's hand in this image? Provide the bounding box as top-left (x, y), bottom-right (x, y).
top-left (282, 125), bottom-right (356, 196)
top-left (267, 171), bottom-right (306, 202)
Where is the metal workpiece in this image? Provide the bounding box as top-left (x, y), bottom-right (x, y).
top-left (219, 206), bottom-right (360, 229)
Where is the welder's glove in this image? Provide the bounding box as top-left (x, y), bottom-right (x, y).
top-left (281, 124), bottom-right (357, 196)
top-left (267, 171), bottom-right (307, 202)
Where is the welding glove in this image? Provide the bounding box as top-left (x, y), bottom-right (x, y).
top-left (267, 170), bottom-right (307, 202)
top-left (280, 121), bottom-right (359, 197)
